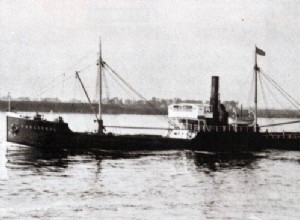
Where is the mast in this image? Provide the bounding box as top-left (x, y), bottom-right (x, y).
top-left (254, 46), bottom-right (258, 132)
top-left (98, 37), bottom-right (104, 134)
top-left (253, 46), bottom-right (265, 132)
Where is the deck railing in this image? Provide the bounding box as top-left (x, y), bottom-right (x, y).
top-left (193, 125), bottom-right (300, 140)
top-left (173, 123), bottom-right (300, 140)
top-left (188, 125), bottom-right (256, 133)
top-left (264, 133), bottom-right (300, 140)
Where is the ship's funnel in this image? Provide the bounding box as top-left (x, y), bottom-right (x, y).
top-left (210, 76), bottom-right (219, 123)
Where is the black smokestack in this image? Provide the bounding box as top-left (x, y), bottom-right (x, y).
top-left (210, 76), bottom-right (219, 124)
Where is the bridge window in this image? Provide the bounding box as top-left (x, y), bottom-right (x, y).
top-left (183, 106), bottom-right (192, 109)
top-left (183, 106), bottom-right (193, 111)
top-left (173, 105), bottom-right (180, 111)
top-left (173, 105), bottom-right (193, 112)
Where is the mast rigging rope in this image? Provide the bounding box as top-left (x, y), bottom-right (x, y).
top-left (103, 62), bottom-right (179, 128)
top-left (260, 70), bottom-right (300, 110)
top-left (258, 73), bottom-right (276, 131)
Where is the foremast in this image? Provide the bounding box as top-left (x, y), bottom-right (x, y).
top-left (98, 37), bottom-right (105, 134)
top-left (254, 46), bottom-right (258, 132)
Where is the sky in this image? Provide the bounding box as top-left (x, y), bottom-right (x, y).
top-left (0, 0), bottom-right (299, 109)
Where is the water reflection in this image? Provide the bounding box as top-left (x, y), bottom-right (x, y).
top-left (5, 144), bottom-right (166, 172)
top-left (5, 143), bottom-right (268, 173)
top-left (6, 144), bottom-right (69, 171)
top-left (190, 151), bottom-right (266, 171)
top-left (0, 143), bottom-right (8, 179)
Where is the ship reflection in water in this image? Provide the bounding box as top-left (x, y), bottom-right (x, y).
top-left (5, 144), bottom-right (265, 172)
top-left (5, 145), bottom-right (69, 171)
top-left (190, 151), bottom-right (266, 171)
top-left (5, 144), bottom-right (168, 171)
top-left (1, 143), bottom-right (300, 219)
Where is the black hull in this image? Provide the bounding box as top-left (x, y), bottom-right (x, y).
top-left (6, 115), bottom-right (190, 151)
top-left (191, 131), bottom-right (265, 152)
top-left (6, 115), bottom-right (300, 151)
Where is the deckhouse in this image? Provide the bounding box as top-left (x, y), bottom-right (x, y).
top-left (167, 103), bottom-right (213, 139)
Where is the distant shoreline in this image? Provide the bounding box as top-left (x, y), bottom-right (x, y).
top-left (1, 100), bottom-right (299, 118)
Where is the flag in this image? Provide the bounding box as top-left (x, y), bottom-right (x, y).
top-left (256, 47), bottom-right (266, 56)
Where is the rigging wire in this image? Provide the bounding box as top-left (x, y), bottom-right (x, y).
top-left (244, 67), bottom-right (299, 129)
top-left (105, 67), bottom-right (139, 101)
top-left (30, 63), bottom-right (95, 100)
top-left (104, 63), bottom-right (179, 128)
top-left (260, 70), bottom-right (300, 110)
top-left (103, 71), bottom-right (110, 101)
top-left (28, 52), bottom-right (95, 100)
top-left (258, 73), bottom-right (276, 132)
top-left (77, 63), bottom-right (95, 73)
top-left (260, 73), bottom-right (294, 116)
top-left (32, 75), bottom-right (74, 98)
top-left (258, 71), bottom-right (300, 129)
top-left (103, 62), bottom-right (179, 128)
top-left (261, 74), bottom-right (299, 111)
top-left (103, 69), bottom-right (134, 133)
top-left (261, 70), bottom-right (300, 106)
top-left (103, 68), bottom-right (145, 134)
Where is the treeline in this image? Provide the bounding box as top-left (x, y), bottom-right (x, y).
top-left (0, 100), bottom-right (299, 118)
top-left (0, 100), bottom-right (167, 115)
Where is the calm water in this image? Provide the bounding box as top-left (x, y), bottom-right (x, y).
top-left (0, 113), bottom-right (299, 219)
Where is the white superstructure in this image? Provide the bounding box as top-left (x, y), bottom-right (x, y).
top-left (167, 103), bottom-right (213, 139)
top-left (168, 103), bottom-right (213, 119)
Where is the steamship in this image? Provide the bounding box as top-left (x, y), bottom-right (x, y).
top-left (6, 76), bottom-right (262, 151)
top-left (6, 43), bottom-right (300, 151)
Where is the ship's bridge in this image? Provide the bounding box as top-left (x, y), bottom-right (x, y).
top-left (167, 103), bottom-right (213, 139)
top-left (168, 103), bottom-right (213, 119)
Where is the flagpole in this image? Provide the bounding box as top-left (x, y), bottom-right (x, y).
top-left (254, 45), bottom-right (258, 132)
